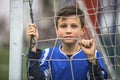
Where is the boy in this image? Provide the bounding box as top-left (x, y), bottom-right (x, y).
top-left (27, 6), bottom-right (108, 80)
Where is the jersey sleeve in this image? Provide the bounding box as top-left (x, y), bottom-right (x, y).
top-left (39, 48), bottom-right (52, 80)
top-left (87, 50), bottom-right (108, 80)
top-left (27, 49), bottom-right (45, 80)
top-left (96, 51), bottom-right (108, 79)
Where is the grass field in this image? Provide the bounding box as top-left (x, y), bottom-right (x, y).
top-left (0, 47), bottom-right (9, 80)
top-left (0, 47), bottom-right (27, 80)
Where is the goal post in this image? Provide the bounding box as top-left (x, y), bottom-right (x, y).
top-left (9, 0), bottom-right (24, 80)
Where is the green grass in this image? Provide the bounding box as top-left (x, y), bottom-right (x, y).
top-left (22, 53), bottom-right (27, 80)
top-left (0, 47), bottom-right (28, 80)
top-left (0, 47), bottom-right (9, 80)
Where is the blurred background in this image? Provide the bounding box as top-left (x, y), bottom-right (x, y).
top-left (0, 0), bottom-right (9, 80)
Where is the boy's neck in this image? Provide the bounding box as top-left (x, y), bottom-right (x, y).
top-left (61, 43), bottom-right (80, 55)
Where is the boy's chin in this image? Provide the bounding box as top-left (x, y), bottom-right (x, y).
top-left (62, 40), bottom-right (77, 44)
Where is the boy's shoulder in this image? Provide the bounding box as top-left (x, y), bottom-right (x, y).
top-left (42, 46), bottom-right (60, 55)
top-left (40, 46), bottom-right (60, 59)
top-left (44, 46), bottom-right (60, 52)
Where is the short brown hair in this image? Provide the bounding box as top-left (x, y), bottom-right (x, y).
top-left (56, 6), bottom-right (84, 28)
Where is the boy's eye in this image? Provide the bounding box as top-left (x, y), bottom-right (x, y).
top-left (71, 24), bottom-right (78, 28)
top-left (60, 24), bottom-right (67, 28)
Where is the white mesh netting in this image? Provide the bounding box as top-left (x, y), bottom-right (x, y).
top-left (23, 0), bottom-right (120, 80)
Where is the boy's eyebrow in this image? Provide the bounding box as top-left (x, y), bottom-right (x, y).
top-left (60, 16), bottom-right (78, 21)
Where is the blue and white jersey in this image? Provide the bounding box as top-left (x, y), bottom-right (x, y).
top-left (39, 45), bottom-right (107, 80)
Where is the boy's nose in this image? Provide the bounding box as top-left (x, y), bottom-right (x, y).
top-left (66, 27), bottom-right (72, 33)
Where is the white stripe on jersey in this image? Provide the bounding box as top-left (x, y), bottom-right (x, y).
top-left (40, 48), bottom-right (49, 66)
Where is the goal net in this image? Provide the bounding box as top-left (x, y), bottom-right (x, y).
top-left (23, 0), bottom-right (120, 80)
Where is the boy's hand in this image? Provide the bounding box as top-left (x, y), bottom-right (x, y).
top-left (26, 23), bottom-right (39, 52)
top-left (27, 23), bottom-right (39, 42)
top-left (79, 39), bottom-right (96, 63)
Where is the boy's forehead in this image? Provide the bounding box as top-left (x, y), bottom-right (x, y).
top-left (60, 15), bottom-right (78, 19)
top-left (58, 15), bottom-right (80, 23)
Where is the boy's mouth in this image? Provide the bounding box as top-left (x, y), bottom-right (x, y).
top-left (63, 36), bottom-right (75, 40)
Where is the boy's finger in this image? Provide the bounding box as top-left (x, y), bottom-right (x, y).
top-left (79, 39), bottom-right (93, 48)
top-left (28, 23), bottom-right (37, 28)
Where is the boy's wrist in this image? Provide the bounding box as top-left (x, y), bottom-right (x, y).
top-left (32, 45), bottom-right (37, 52)
top-left (88, 57), bottom-right (96, 64)
top-left (31, 39), bottom-right (38, 52)
top-left (87, 51), bottom-right (97, 64)
top-left (87, 54), bottom-right (96, 64)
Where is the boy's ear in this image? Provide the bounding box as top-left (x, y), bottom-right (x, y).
top-left (80, 27), bottom-right (85, 35)
top-left (79, 26), bottom-right (86, 39)
top-left (81, 26), bottom-right (92, 39)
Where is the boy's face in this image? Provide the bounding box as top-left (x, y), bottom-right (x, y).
top-left (57, 15), bottom-right (84, 44)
